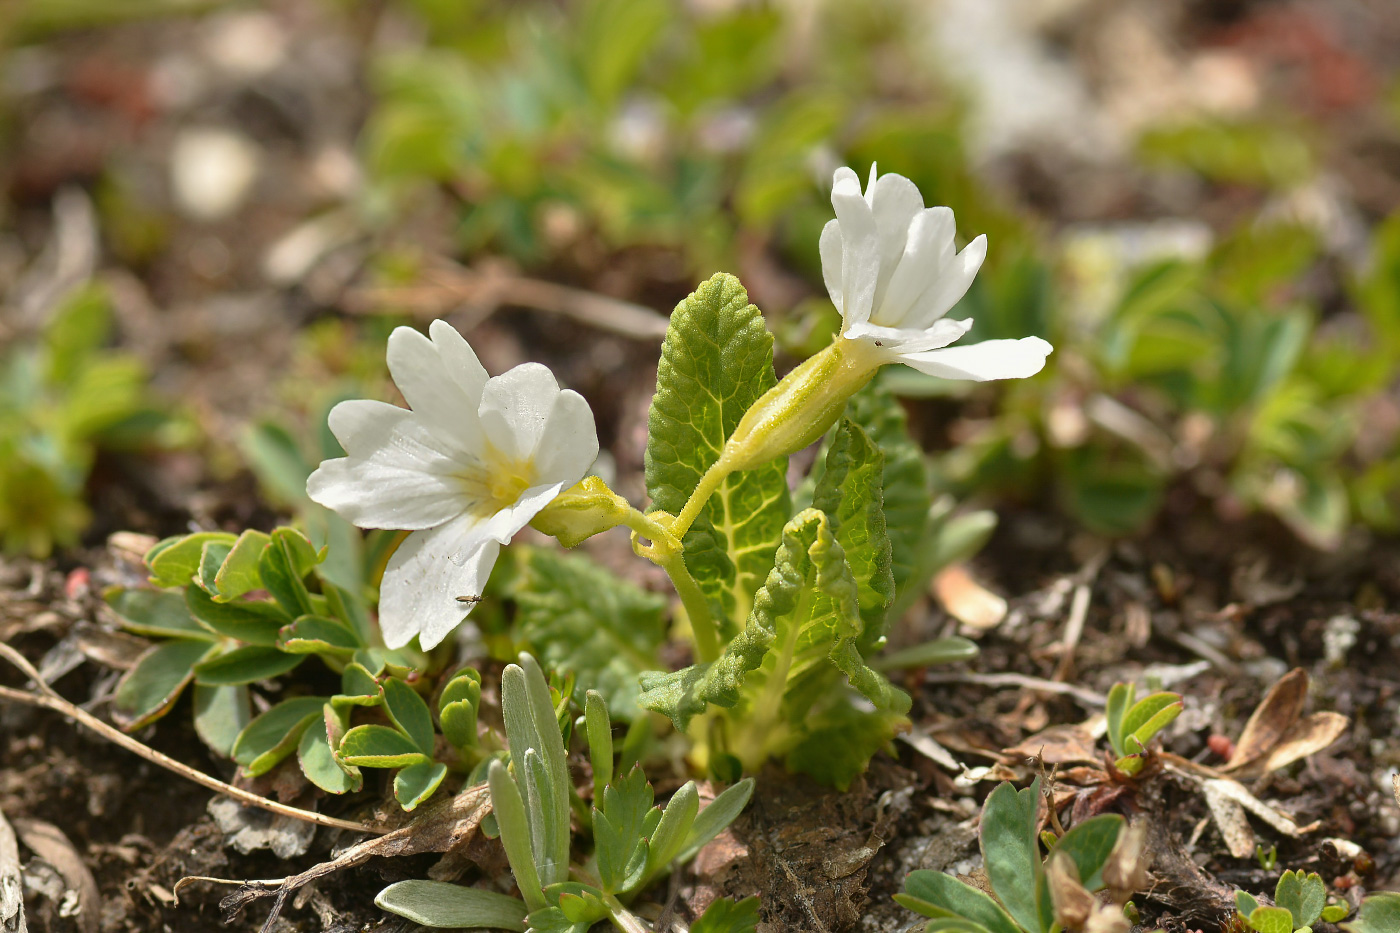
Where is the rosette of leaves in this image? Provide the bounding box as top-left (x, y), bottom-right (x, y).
top-left (895, 778), bottom-right (1145, 933)
top-left (1104, 682), bottom-right (1183, 776)
top-left (105, 527), bottom-right (419, 760)
top-left (376, 654), bottom-right (758, 933)
top-left (633, 275), bottom-right (982, 788)
top-left (1235, 870), bottom-right (1349, 933)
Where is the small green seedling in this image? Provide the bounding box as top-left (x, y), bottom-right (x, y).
top-left (1235, 870), bottom-right (1350, 933)
top-left (375, 654), bottom-right (758, 932)
top-left (1104, 681), bottom-right (1183, 776)
top-left (895, 778), bottom-right (1147, 933)
top-left (1340, 891), bottom-right (1398, 932)
top-left (1256, 844), bottom-right (1278, 871)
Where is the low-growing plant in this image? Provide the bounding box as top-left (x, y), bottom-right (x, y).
top-left (0, 284), bottom-right (179, 558)
top-left (304, 165), bottom-right (1042, 788)
top-left (895, 777), bottom-right (1147, 933)
top-left (1234, 870), bottom-right (1349, 933)
top-left (1340, 891), bottom-right (1400, 933)
top-left (1104, 682), bottom-right (1183, 776)
top-left (375, 654), bottom-right (758, 932)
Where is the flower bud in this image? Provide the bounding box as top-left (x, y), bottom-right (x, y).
top-left (529, 476), bottom-right (630, 547)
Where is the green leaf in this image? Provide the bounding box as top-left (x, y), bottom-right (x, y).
top-left (1321, 904), bottom-right (1349, 923)
top-left (1342, 893), bottom-right (1400, 933)
top-left (208, 529), bottom-right (268, 601)
top-left (645, 273), bottom-right (790, 630)
top-left (1122, 693), bottom-right (1183, 749)
top-left (488, 759), bottom-right (546, 913)
top-left (1050, 815), bottom-right (1124, 892)
top-left (899, 870), bottom-right (1021, 933)
top-left (114, 639), bottom-right (217, 729)
top-left (841, 380), bottom-right (931, 598)
top-left (340, 661), bottom-right (380, 699)
top-left (276, 615), bottom-right (362, 655)
top-left (231, 696), bottom-right (328, 776)
top-left (523, 906), bottom-right (591, 933)
top-left (784, 702), bottom-right (905, 790)
top-left (811, 419), bottom-right (894, 646)
top-left (192, 683), bottom-right (251, 757)
top-left (1105, 683), bottom-right (1133, 757)
top-left (1249, 905), bottom-right (1297, 933)
top-left (338, 724), bottom-right (433, 769)
top-left (641, 509), bottom-right (909, 751)
top-left (876, 637), bottom-right (979, 671)
top-left (185, 586), bottom-right (288, 645)
top-left (195, 541), bottom-right (233, 597)
top-left (192, 645), bottom-right (305, 686)
top-left (585, 691), bottom-right (613, 791)
top-left (146, 532), bottom-right (237, 589)
top-left (374, 880), bottom-right (527, 931)
top-left (382, 676), bottom-right (436, 756)
top-left (440, 669), bottom-right (482, 751)
top-left (644, 781), bottom-right (698, 881)
top-left (511, 546), bottom-right (667, 717)
top-left (500, 656), bottom-right (570, 889)
top-left (258, 528), bottom-right (321, 617)
top-left (1275, 870), bottom-right (1326, 930)
top-left (105, 589), bottom-right (215, 639)
top-left (678, 777), bottom-right (754, 863)
top-left (298, 714), bottom-right (358, 794)
top-left (691, 896), bottom-right (761, 933)
top-left (980, 779), bottom-right (1042, 933)
top-left (1237, 891), bottom-right (1261, 917)
top-left (395, 760), bottom-right (449, 810)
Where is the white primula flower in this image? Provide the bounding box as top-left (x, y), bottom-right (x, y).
top-left (820, 164), bottom-right (1052, 380)
top-left (306, 321), bottom-right (598, 650)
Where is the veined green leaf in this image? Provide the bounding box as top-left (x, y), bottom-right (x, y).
top-left (899, 870), bottom-right (1021, 933)
top-left (146, 532), bottom-right (237, 589)
top-left (374, 879), bottom-right (527, 931)
top-left (192, 683), bottom-right (251, 757)
top-left (641, 509), bottom-right (909, 747)
top-left (232, 696), bottom-right (329, 776)
top-left (192, 645), bottom-right (304, 686)
top-left (105, 589), bottom-right (215, 640)
top-left (185, 586), bottom-right (288, 645)
top-left (645, 273), bottom-right (790, 631)
top-left (980, 779), bottom-right (1042, 933)
top-left (1275, 870), bottom-right (1326, 931)
top-left (114, 639), bottom-right (218, 729)
top-left (690, 896), bottom-right (761, 933)
top-left (811, 419), bottom-right (894, 645)
top-left (1249, 905), bottom-right (1297, 933)
top-left (511, 546), bottom-right (666, 717)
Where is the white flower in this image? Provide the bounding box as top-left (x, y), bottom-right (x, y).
top-left (820, 164), bottom-right (1052, 380)
top-left (306, 321), bottom-right (598, 650)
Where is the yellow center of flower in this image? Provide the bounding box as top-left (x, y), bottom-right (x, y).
top-left (459, 447), bottom-right (536, 518)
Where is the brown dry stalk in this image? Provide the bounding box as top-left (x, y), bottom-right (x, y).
top-left (0, 642), bottom-right (385, 836)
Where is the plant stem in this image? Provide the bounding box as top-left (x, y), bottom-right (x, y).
top-left (671, 458), bottom-right (730, 540)
top-left (658, 551), bottom-right (720, 664)
top-left (604, 894), bottom-right (651, 933)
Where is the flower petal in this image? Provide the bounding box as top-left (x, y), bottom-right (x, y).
top-left (876, 206), bottom-right (957, 326)
top-left (307, 456), bottom-right (465, 530)
top-left (868, 171), bottom-right (925, 312)
top-left (478, 362), bottom-right (562, 463)
top-left (378, 518), bottom-right (502, 650)
top-left (899, 336), bottom-right (1053, 382)
top-left (325, 399), bottom-right (461, 471)
top-left (831, 167), bottom-right (880, 328)
top-left (844, 317), bottom-right (973, 355)
top-left (531, 389), bottom-right (599, 485)
top-left (386, 323), bottom-right (487, 455)
top-left (903, 234), bottom-right (987, 331)
top-left (819, 219), bottom-right (844, 311)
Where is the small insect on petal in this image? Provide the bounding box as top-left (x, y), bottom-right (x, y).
top-left (455, 595), bottom-right (483, 604)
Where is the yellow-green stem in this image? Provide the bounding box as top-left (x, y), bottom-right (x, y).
top-left (670, 457), bottom-right (731, 541)
top-left (623, 508), bottom-right (721, 664)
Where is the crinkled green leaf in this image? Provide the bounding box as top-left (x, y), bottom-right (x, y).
top-left (691, 896), bottom-right (761, 933)
top-left (146, 532), bottom-right (237, 589)
top-left (113, 639), bottom-right (218, 729)
top-left (898, 870), bottom-right (1021, 933)
top-left (641, 509), bottom-right (908, 746)
top-left (231, 696), bottom-right (328, 776)
top-left (1342, 893), bottom-right (1400, 933)
top-left (1050, 815), bottom-right (1123, 893)
top-left (185, 586), bottom-right (288, 645)
top-left (645, 272), bottom-right (790, 630)
top-left (1275, 870), bottom-right (1326, 931)
top-left (105, 589), bottom-right (215, 640)
top-left (192, 645), bottom-right (305, 686)
top-left (298, 713), bottom-right (358, 793)
top-left (980, 779), bottom-right (1042, 933)
top-left (511, 546), bottom-right (666, 717)
top-left (374, 880), bottom-right (527, 930)
top-left (339, 724), bottom-right (433, 768)
top-left (784, 702), bottom-right (904, 790)
top-left (395, 760), bottom-right (449, 810)
top-left (811, 419), bottom-right (894, 646)
top-left (192, 683), bottom-right (251, 757)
